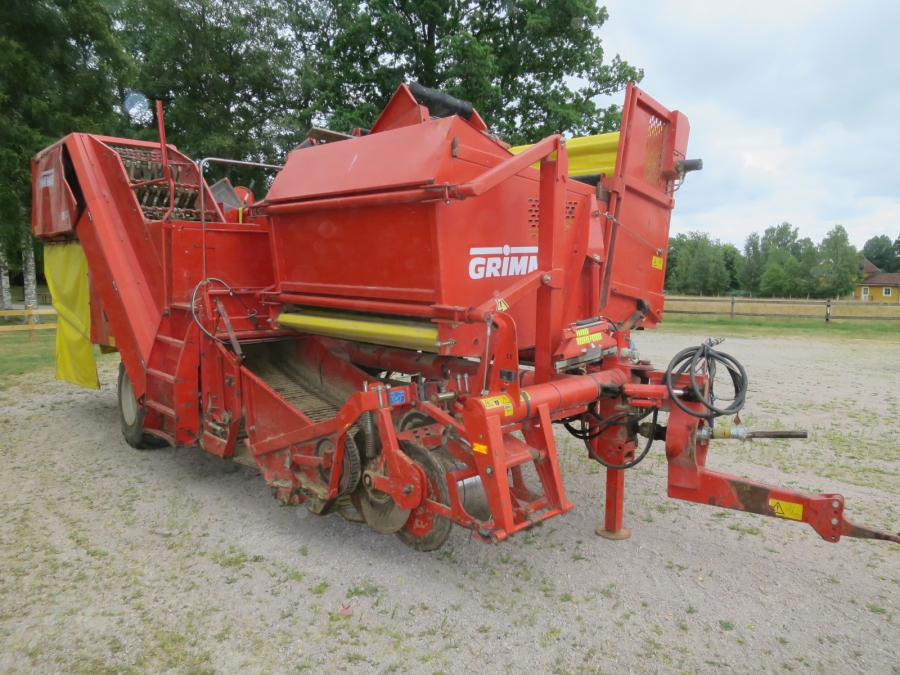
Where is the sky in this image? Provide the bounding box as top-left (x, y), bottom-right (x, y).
top-left (593, 0), bottom-right (900, 249)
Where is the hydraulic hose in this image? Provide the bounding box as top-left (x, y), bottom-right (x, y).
top-left (664, 341), bottom-right (748, 420)
top-left (583, 408), bottom-right (658, 471)
top-left (558, 407), bottom-right (659, 471)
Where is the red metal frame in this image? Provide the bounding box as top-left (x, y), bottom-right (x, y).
top-left (30, 84), bottom-right (900, 551)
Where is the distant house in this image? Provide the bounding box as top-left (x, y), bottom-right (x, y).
top-left (854, 260), bottom-right (900, 302)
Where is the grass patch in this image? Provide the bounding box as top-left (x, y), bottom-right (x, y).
top-left (209, 545), bottom-right (262, 570)
top-left (0, 331), bottom-right (57, 383)
top-left (658, 314), bottom-right (900, 342)
top-left (347, 578), bottom-right (380, 598)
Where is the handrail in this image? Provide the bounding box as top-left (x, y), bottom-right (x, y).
top-left (455, 134), bottom-right (564, 198)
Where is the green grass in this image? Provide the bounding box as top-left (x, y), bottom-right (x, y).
top-left (9, 284), bottom-right (50, 304)
top-left (659, 313), bottom-right (900, 341)
top-left (0, 332), bottom-right (57, 384)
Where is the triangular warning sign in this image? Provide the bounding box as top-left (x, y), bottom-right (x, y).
top-left (773, 502), bottom-right (785, 516)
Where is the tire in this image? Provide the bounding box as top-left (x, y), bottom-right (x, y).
top-left (117, 362), bottom-right (166, 449)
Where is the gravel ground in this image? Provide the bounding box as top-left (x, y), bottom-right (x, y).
top-left (1, 331), bottom-right (898, 675)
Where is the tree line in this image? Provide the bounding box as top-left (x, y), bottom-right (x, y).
top-left (0, 0), bottom-right (640, 308)
top-left (665, 223), bottom-right (896, 299)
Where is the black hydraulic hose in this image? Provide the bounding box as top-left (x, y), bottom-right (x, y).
top-left (559, 407), bottom-right (652, 441)
top-left (583, 408), bottom-right (659, 471)
top-left (664, 343), bottom-right (748, 420)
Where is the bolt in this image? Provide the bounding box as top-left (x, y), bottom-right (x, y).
top-left (403, 484), bottom-right (413, 496)
top-left (363, 475), bottom-right (372, 487)
top-left (832, 500), bottom-right (840, 508)
top-left (831, 518), bottom-right (839, 525)
top-left (485, 466), bottom-right (494, 476)
top-left (542, 274), bottom-right (551, 283)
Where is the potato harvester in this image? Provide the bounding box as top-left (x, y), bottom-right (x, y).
top-left (31, 83), bottom-right (899, 551)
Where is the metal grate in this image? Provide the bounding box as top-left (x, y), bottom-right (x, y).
top-left (527, 198), bottom-right (540, 227)
top-left (111, 146), bottom-right (207, 221)
top-left (643, 115), bottom-right (666, 185)
top-left (526, 199), bottom-right (578, 227)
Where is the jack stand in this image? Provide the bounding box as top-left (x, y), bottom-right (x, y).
top-left (596, 466), bottom-right (632, 540)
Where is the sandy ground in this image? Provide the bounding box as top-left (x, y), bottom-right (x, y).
top-left (1, 331), bottom-right (898, 675)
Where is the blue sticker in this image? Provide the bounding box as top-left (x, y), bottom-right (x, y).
top-left (389, 389), bottom-right (406, 405)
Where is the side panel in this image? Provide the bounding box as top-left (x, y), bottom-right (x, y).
top-left (65, 134), bottom-right (164, 397)
top-left (601, 85), bottom-right (690, 326)
top-left (32, 141), bottom-right (80, 240)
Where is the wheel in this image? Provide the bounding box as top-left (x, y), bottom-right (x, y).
top-left (117, 362), bottom-right (166, 449)
top-left (398, 410), bottom-right (435, 432)
top-left (315, 436), bottom-right (361, 497)
top-left (395, 441), bottom-right (453, 552)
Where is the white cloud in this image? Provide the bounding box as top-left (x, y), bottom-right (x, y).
top-left (596, 0), bottom-right (900, 248)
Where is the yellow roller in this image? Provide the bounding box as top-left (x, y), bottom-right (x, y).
top-left (278, 309), bottom-right (440, 352)
top-left (509, 131), bottom-right (620, 178)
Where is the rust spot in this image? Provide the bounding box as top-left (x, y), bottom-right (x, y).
top-left (727, 480), bottom-right (775, 517)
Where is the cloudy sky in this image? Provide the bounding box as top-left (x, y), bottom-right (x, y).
top-left (594, 0), bottom-right (900, 249)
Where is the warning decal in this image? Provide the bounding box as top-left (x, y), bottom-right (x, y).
top-left (473, 443), bottom-right (488, 454)
top-left (575, 327), bottom-right (604, 346)
top-left (651, 255), bottom-right (664, 269)
top-left (482, 395), bottom-right (514, 416)
top-left (770, 499), bottom-right (804, 521)
top-left (576, 333), bottom-right (603, 346)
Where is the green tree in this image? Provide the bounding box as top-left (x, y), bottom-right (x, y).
top-left (118, 0), bottom-right (312, 185)
top-left (862, 234), bottom-right (899, 273)
top-left (795, 236), bottom-right (820, 296)
top-left (760, 247), bottom-right (802, 297)
top-left (0, 0), bottom-right (127, 306)
top-left (761, 222), bottom-right (801, 262)
top-left (665, 231), bottom-right (730, 296)
top-left (737, 232), bottom-right (764, 295)
top-left (720, 243), bottom-right (741, 292)
top-left (665, 232), bottom-right (689, 290)
top-left (815, 225), bottom-right (862, 298)
top-left (300, 0), bottom-right (641, 143)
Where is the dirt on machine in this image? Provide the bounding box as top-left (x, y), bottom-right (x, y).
top-left (31, 82), bottom-right (900, 553)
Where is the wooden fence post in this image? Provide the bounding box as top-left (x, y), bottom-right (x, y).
top-left (730, 295), bottom-right (736, 319)
top-left (26, 304), bottom-right (34, 341)
top-left (825, 299), bottom-right (831, 323)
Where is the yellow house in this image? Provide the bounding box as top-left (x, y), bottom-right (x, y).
top-left (855, 260), bottom-right (900, 302)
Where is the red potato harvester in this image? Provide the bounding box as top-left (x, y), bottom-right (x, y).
top-left (31, 83), bottom-right (899, 551)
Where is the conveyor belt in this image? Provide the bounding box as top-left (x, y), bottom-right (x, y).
top-left (243, 355), bottom-right (341, 423)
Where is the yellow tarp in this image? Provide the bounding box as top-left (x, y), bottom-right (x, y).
top-left (44, 242), bottom-right (99, 389)
top-left (509, 131), bottom-right (620, 178)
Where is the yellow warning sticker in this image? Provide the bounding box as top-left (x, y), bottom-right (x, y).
top-left (473, 443), bottom-right (488, 454)
top-left (651, 255), bottom-right (664, 270)
top-left (482, 395), bottom-right (514, 416)
top-left (770, 499), bottom-right (804, 521)
top-left (495, 297), bottom-right (509, 312)
top-left (576, 333), bottom-right (603, 345)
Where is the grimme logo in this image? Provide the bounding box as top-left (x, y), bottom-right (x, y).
top-left (469, 245), bottom-right (538, 279)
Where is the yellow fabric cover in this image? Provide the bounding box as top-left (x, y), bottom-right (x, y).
top-left (509, 131), bottom-right (620, 178)
top-left (44, 242), bottom-right (99, 389)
